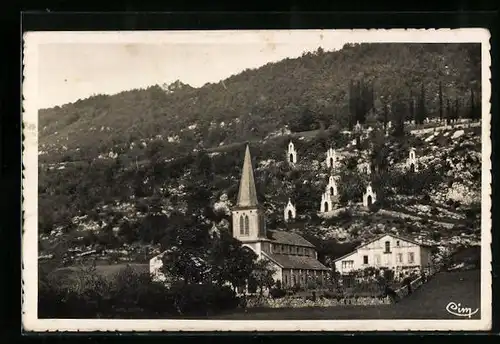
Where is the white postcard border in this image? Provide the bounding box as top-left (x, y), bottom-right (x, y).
top-left (22, 28), bottom-right (492, 332)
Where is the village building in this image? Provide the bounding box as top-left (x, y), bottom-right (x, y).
top-left (358, 161), bottom-right (372, 175)
top-left (287, 141), bottom-right (297, 165)
top-left (325, 148), bottom-right (338, 169)
top-left (319, 175), bottom-right (340, 214)
top-left (406, 147), bottom-right (419, 172)
top-left (333, 233), bottom-right (433, 275)
top-left (326, 175), bottom-right (339, 198)
top-left (284, 199), bottom-right (296, 222)
top-left (232, 144), bottom-right (330, 288)
top-left (362, 183), bottom-right (377, 208)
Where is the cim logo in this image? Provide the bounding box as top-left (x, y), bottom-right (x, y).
top-left (445, 302), bottom-right (479, 318)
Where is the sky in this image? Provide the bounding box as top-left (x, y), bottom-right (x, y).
top-left (37, 31), bottom-right (346, 109)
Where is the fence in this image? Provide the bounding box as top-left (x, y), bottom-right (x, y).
top-left (394, 265), bottom-right (438, 299)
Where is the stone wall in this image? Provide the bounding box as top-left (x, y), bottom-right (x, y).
top-left (246, 295), bottom-right (391, 308)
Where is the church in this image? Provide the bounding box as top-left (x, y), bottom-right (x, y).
top-left (232, 144), bottom-right (330, 289)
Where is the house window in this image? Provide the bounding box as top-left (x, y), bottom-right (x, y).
top-left (342, 260), bottom-right (354, 269)
top-left (396, 240), bottom-right (400, 247)
top-left (284, 274), bottom-right (288, 286)
top-left (375, 254), bottom-right (381, 265)
top-left (363, 255), bottom-right (368, 264)
top-left (239, 215), bottom-right (244, 235)
top-left (384, 241), bottom-right (391, 253)
top-left (397, 253), bottom-right (403, 263)
top-left (244, 215), bottom-right (250, 235)
top-left (408, 252), bottom-right (415, 264)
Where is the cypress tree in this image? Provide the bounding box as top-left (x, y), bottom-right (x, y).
top-left (438, 81), bottom-right (443, 122)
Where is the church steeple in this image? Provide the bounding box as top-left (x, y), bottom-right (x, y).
top-left (236, 144), bottom-right (259, 208)
top-left (232, 144), bottom-right (267, 242)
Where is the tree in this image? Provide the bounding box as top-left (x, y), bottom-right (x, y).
top-left (392, 100), bottom-right (406, 137)
top-left (454, 97), bottom-right (461, 122)
top-left (349, 79), bottom-right (375, 128)
top-left (252, 259), bottom-right (276, 296)
top-left (438, 81), bottom-right (444, 122)
top-left (468, 88), bottom-right (480, 121)
top-left (207, 232), bottom-right (257, 289)
top-left (446, 99), bottom-right (454, 125)
top-left (382, 101), bottom-right (389, 129)
top-left (370, 131), bottom-right (390, 172)
top-left (415, 83), bottom-right (426, 125)
top-left (408, 91), bottom-right (415, 122)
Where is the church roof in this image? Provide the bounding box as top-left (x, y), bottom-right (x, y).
top-left (267, 230), bottom-right (315, 248)
top-left (264, 252), bottom-right (330, 271)
top-left (235, 144), bottom-right (259, 208)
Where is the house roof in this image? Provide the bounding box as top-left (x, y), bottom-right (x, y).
top-left (236, 144), bottom-right (259, 208)
top-left (264, 252), bottom-right (330, 271)
top-left (267, 230), bottom-right (315, 248)
top-left (333, 233), bottom-right (432, 263)
top-left (355, 233), bottom-right (432, 249)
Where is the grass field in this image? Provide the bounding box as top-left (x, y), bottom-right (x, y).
top-left (47, 263), bottom-right (149, 282)
top-left (204, 270), bottom-right (481, 320)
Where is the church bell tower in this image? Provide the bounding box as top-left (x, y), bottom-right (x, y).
top-left (231, 144), bottom-right (267, 242)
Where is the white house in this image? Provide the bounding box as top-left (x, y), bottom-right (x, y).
top-left (333, 234), bottom-right (433, 275)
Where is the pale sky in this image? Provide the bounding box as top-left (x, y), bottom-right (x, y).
top-left (37, 32), bottom-right (347, 109)
top-left (35, 29), bottom-right (489, 109)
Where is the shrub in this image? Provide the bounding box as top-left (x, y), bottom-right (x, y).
top-left (269, 287), bottom-right (287, 299)
top-left (38, 265), bottom-right (240, 318)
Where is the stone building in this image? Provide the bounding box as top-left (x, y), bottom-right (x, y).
top-left (325, 148), bottom-right (338, 169)
top-left (362, 183), bottom-right (377, 208)
top-left (284, 199), bottom-right (296, 222)
top-left (287, 141), bottom-right (297, 165)
top-left (407, 147), bottom-right (419, 172)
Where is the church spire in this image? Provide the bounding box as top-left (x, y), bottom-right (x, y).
top-left (236, 144), bottom-right (259, 208)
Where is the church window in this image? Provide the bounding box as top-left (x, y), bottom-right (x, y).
top-left (244, 215), bottom-right (250, 235)
top-left (239, 215), bottom-right (244, 235)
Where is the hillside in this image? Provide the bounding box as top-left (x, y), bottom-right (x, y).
top-left (39, 43), bottom-right (480, 164)
top-left (37, 43), bottom-right (482, 270)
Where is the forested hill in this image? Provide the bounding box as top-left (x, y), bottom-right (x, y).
top-left (39, 43), bottom-right (480, 163)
